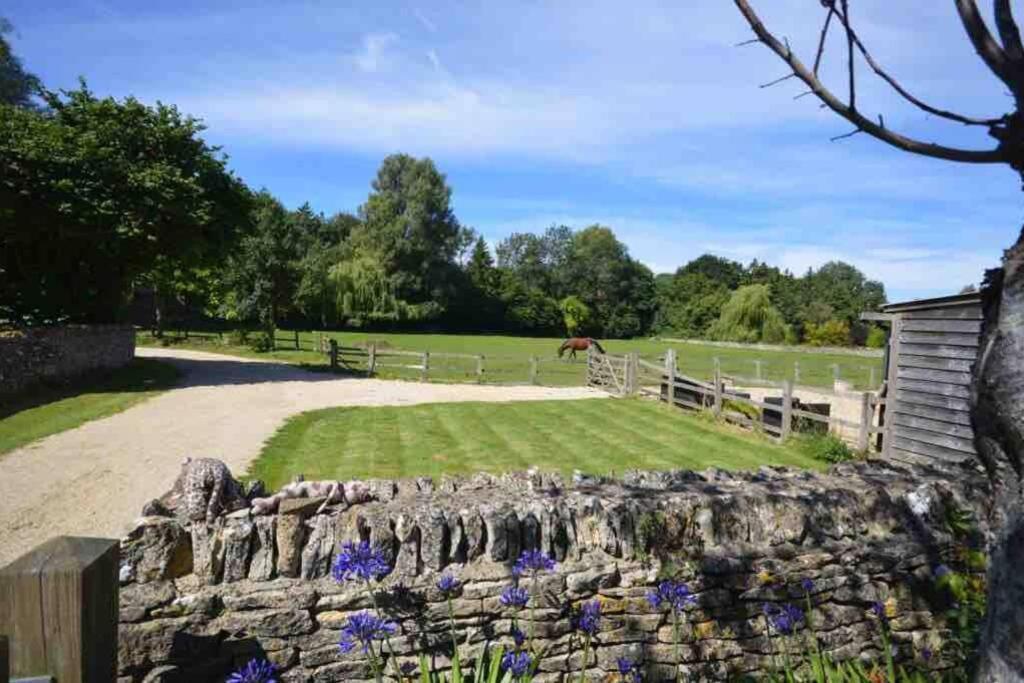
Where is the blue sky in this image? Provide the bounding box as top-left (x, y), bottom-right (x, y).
top-left (5, 1), bottom-right (1022, 301)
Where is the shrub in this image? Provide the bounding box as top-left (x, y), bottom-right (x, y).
top-left (803, 319), bottom-right (851, 347)
top-left (249, 333), bottom-right (273, 353)
top-left (802, 434), bottom-right (855, 463)
top-left (226, 329), bottom-right (250, 346)
top-left (866, 326), bottom-right (887, 349)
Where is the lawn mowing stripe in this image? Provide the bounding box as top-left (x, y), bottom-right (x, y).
top-left (497, 400), bottom-right (612, 473)
top-left (568, 400), bottom-right (704, 471)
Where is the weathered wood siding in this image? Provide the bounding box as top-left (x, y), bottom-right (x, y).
top-left (885, 300), bottom-right (981, 466)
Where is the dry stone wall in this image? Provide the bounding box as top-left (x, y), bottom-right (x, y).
top-left (117, 460), bottom-right (990, 682)
top-left (0, 324), bottom-right (135, 396)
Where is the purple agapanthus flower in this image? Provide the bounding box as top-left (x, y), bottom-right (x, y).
top-left (511, 625), bottom-right (527, 648)
top-left (617, 657), bottom-right (643, 682)
top-left (871, 601), bottom-right (891, 626)
top-left (501, 650), bottom-right (533, 677)
top-left (921, 647), bottom-right (934, 662)
top-left (500, 585), bottom-right (530, 609)
top-left (933, 564), bottom-right (952, 579)
top-left (800, 578), bottom-right (815, 593)
top-left (763, 603), bottom-right (804, 636)
top-left (437, 573), bottom-right (460, 595)
top-left (512, 549), bottom-right (556, 577)
top-left (228, 658), bottom-right (278, 683)
top-left (338, 611), bottom-right (397, 654)
top-left (646, 580), bottom-right (697, 613)
top-left (574, 599), bottom-right (602, 636)
top-left (332, 541), bottom-right (390, 583)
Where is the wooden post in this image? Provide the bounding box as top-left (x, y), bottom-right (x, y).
top-left (713, 357), bottom-right (723, 416)
top-left (0, 536), bottom-right (119, 683)
top-left (294, 329), bottom-right (300, 350)
top-left (421, 352), bottom-right (430, 381)
top-left (793, 361), bottom-right (800, 385)
top-left (858, 392), bottom-right (871, 452)
top-left (329, 339), bottom-right (338, 369)
top-left (869, 366), bottom-right (876, 388)
top-left (628, 351), bottom-right (639, 395)
top-left (832, 363), bottom-right (840, 382)
top-left (529, 356), bottom-right (538, 385)
top-left (781, 380), bottom-right (793, 442)
top-left (754, 359), bottom-right (762, 380)
top-left (664, 349), bottom-right (677, 405)
top-left (0, 635), bottom-right (8, 683)
top-left (476, 355), bottom-right (484, 383)
top-left (367, 343), bottom-right (377, 376)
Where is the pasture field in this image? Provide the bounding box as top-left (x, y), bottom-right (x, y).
top-left (0, 358), bottom-right (180, 456)
top-left (137, 329), bottom-right (884, 390)
top-left (246, 397), bottom-right (825, 488)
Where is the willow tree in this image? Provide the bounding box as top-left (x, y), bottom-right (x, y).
top-left (708, 284), bottom-right (790, 343)
top-left (732, 2), bottom-right (1024, 678)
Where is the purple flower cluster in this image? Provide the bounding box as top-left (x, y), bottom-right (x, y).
top-left (512, 549), bottom-right (556, 577)
top-left (763, 603), bottom-right (804, 636)
top-left (500, 585), bottom-right (531, 609)
top-left (574, 600), bottom-right (602, 636)
top-left (228, 658), bottom-right (278, 683)
top-left (511, 625), bottom-right (526, 647)
top-left (800, 577), bottom-right (815, 593)
top-left (646, 580), bottom-right (697, 613)
top-left (338, 611), bottom-right (397, 654)
top-left (871, 601), bottom-right (890, 626)
top-left (617, 657), bottom-right (643, 682)
top-left (501, 650), bottom-right (533, 677)
top-left (332, 541), bottom-right (390, 583)
top-left (437, 573), bottom-right (460, 595)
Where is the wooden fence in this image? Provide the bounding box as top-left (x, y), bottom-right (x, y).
top-left (588, 348), bottom-right (884, 449)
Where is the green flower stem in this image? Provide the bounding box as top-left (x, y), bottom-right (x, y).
top-left (446, 594), bottom-right (460, 667)
top-left (577, 632), bottom-right (592, 683)
top-left (672, 608), bottom-right (682, 683)
top-left (529, 572), bottom-right (539, 655)
top-left (365, 579), bottom-right (405, 683)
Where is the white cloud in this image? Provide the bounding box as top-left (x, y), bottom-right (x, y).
top-left (354, 33), bottom-right (398, 73)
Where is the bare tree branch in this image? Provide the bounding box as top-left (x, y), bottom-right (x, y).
top-left (829, 7), bottom-right (1006, 126)
top-left (955, 0), bottom-right (1023, 100)
top-left (841, 0), bottom-right (856, 110)
top-left (760, 73), bottom-right (797, 88)
top-left (733, 0), bottom-right (1005, 164)
top-left (812, 9), bottom-right (834, 76)
top-left (994, 0), bottom-right (1024, 62)
top-left (735, 38), bottom-right (761, 47)
top-left (830, 128), bottom-right (863, 142)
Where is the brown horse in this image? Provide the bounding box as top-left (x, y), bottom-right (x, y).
top-left (558, 337), bottom-right (606, 359)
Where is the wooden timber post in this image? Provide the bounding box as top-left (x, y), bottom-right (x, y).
top-left (367, 343), bottom-right (377, 376)
top-left (421, 352), bottom-right (430, 381)
top-left (793, 361), bottom-right (800, 385)
top-left (869, 366), bottom-right (876, 388)
top-left (328, 339), bottom-right (338, 369)
top-left (529, 356), bottom-right (538, 385)
top-left (627, 351), bottom-right (639, 395)
top-left (294, 329), bottom-right (300, 350)
top-left (831, 363), bottom-right (840, 382)
top-left (0, 536), bottom-right (119, 683)
top-left (713, 357), bottom-right (723, 416)
top-left (781, 380), bottom-right (793, 442)
top-left (858, 392), bottom-right (872, 452)
top-left (476, 355), bottom-right (485, 383)
top-left (664, 349), bottom-right (677, 405)
top-left (1, 635), bottom-right (8, 683)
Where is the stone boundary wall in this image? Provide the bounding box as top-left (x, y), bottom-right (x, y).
top-left (0, 325), bottom-right (135, 396)
top-left (117, 461), bottom-right (989, 682)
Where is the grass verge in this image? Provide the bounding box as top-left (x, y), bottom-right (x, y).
top-left (247, 398), bottom-right (824, 489)
top-left (0, 358), bottom-right (180, 456)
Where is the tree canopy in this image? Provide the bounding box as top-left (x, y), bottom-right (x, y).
top-left (0, 19), bottom-right (39, 109)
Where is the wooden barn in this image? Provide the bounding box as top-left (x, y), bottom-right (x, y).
top-left (865, 293), bottom-right (982, 467)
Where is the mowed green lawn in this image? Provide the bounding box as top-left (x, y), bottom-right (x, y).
top-left (139, 329), bottom-right (883, 390)
top-left (247, 398), bottom-right (824, 489)
top-left (0, 359), bottom-right (180, 456)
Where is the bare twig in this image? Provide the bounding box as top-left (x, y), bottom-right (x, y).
top-left (794, 90), bottom-right (815, 100)
top-left (830, 128), bottom-right (863, 142)
top-left (830, 7), bottom-right (1005, 127)
top-left (736, 38), bottom-right (761, 47)
top-left (732, 0), bottom-right (1004, 164)
top-left (813, 9), bottom-right (834, 76)
top-left (760, 73), bottom-right (797, 88)
top-left (841, 0), bottom-right (856, 110)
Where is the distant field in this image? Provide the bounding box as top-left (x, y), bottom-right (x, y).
top-left (246, 398), bottom-right (825, 488)
top-left (138, 329), bottom-right (883, 390)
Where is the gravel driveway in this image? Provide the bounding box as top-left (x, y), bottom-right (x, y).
top-left (0, 348), bottom-right (603, 565)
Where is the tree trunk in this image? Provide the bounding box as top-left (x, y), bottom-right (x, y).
top-left (973, 228), bottom-right (1024, 681)
top-left (153, 285), bottom-right (164, 339)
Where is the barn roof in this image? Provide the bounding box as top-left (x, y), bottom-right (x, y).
top-left (881, 292), bottom-right (982, 313)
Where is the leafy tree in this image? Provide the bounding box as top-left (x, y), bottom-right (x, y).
top-left (559, 296), bottom-right (591, 336)
top-left (708, 284), bottom-right (790, 344)
top-left (1, 85), bottom-right (251, 324)
top-left (352, 154), bottom-right (469, 314)
top-left (657, 271), bottom-right (731, 338)
top-left (498, 276), bottom-right (562, 335)
top-left (224, 193), bottom-right (303, 342)
top-left (0, 18), bottom-right (40, 108)
top-left (865, 326), bottom-right (887, 349)
top-left (495, 225), bottom-right (573, 296)
top-left (680, 254), bottom-right (745, 289)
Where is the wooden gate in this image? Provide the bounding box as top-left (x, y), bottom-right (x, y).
top-left (586, 350), bottom-right (633, 395)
